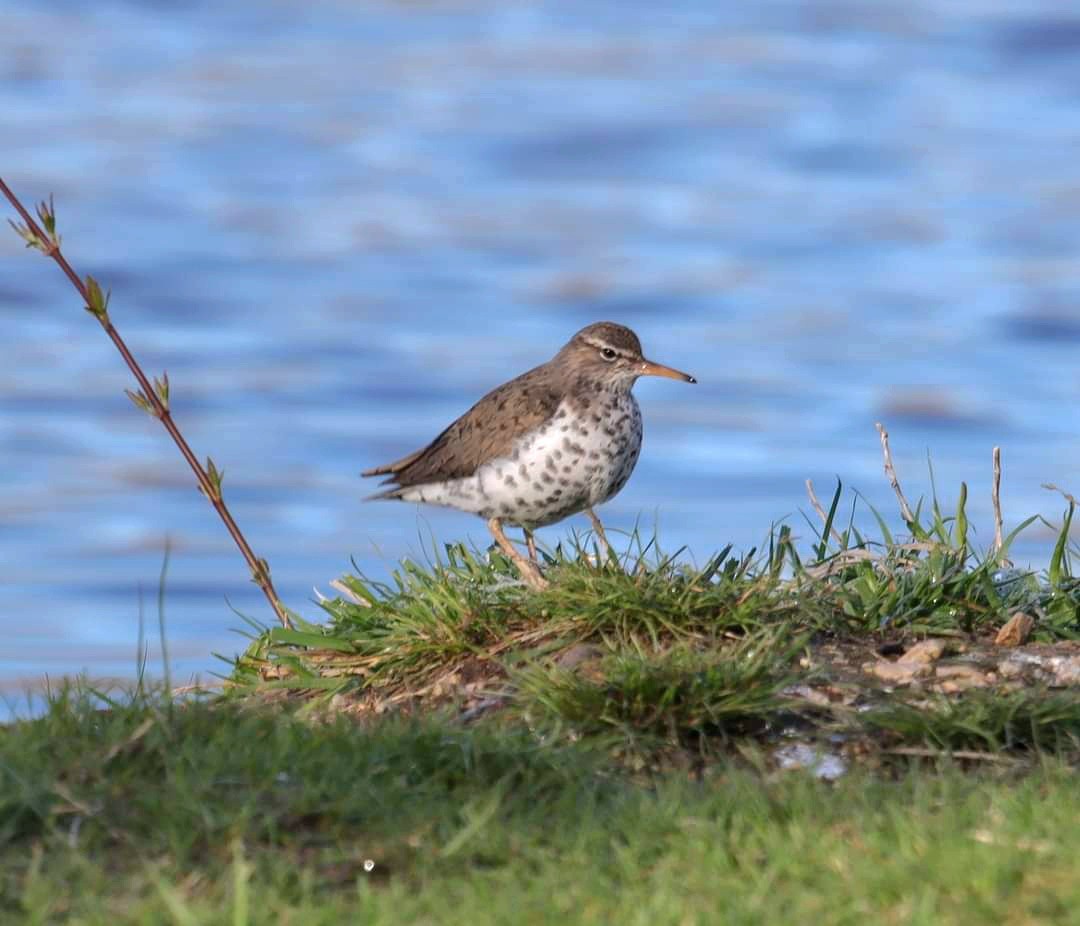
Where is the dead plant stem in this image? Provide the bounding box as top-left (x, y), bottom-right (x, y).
top-left (875, 421), bottom-right (915, 524)
top-left (992, 446), bottom-right (1006, 561)
top-left (805, 478), bottom-right (844, 546)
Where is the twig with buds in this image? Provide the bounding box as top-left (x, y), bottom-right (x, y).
top-left (1, 178), bottom-right (292, 629)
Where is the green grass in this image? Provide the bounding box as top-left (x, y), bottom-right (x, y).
top-left (9, 466), bottom-right (1080, 920)
top-left (513, 628), bottom-right (807, 754)
top-left (862, 688), bottom-right (1080, 755)
top-left (245, 478), bottom-right (1080, 668)
top-left (4, 686), bottom-right (1080, 924)
top-left (230, 477), bottom-right (1080, 768)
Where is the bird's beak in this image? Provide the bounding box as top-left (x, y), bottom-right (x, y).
top-left (640, 359), bottom-right (697, 384)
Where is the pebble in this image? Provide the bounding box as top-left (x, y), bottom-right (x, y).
top-left (901, 639), bottom-right (949, 664)
top-left (994, 613), bottom-right (1034, 647)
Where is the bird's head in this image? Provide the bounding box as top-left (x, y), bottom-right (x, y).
top-left (557, 321), bottom-right (697, 391)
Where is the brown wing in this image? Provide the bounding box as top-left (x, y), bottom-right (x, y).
top-left (362, 363), bottom-right (562, 488)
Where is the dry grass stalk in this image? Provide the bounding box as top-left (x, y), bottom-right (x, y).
top-left (992, 446), bottom-right (1006, 561)
top-left (801, 548), bottom-right (878, 579)
top-left (883, 746), bottom-right (1017, 764)
top-left (805, 478), bottom-right (845, 546)
top-left (1043, 483), bottom-right (1079, 508)
top-left (875, 422), bottom-right (915, 524)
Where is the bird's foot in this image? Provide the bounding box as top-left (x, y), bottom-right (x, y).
top-left (524, 529), bottom-right (540, 564)
top-left (514, 558), bottom-right (550, 591)
top-left (585, 508), bottom-right (616, 562)
top-left (487, 518), bottom-right (550, 591)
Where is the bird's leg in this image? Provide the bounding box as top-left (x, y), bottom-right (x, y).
top-left (585, 508), bottom-right (615, 562)
top-left (487, 518), bottom-right (549, 590)
top-left (524, 528), bottom-right (539, 564)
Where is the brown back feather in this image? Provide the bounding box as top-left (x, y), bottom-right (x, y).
top-left (361, 363), bottom-right (562, 487)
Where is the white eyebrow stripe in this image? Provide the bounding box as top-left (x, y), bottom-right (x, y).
top-left (581, 336), bottom-right (629, 355)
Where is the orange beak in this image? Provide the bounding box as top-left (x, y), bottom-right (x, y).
top-left (640, 359), bottom-right (697, 384)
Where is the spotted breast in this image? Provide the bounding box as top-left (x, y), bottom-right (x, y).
top-left (394, 389), bottom-right (643, 528)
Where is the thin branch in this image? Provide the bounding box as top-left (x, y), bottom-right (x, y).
top-left (0, 178), bottom-right (292, 629)
top-left (875, 421), bottom-right (915, 524)
top-left (805, 478), bottom-right (844, 545)
top-left (991, 446), bottom-right (1006, 560)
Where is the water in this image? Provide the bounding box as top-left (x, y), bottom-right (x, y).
top-left (2, 0), bottom-right (1080, 703)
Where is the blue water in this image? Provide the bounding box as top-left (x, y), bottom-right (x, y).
top-left (2, 0), bottom-right (1080, 703)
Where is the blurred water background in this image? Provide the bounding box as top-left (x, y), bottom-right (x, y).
top-left (2, 0), bottom-right (1079, 707)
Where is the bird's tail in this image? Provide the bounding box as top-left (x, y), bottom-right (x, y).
top-left (362, 485), bottom-right (406, 502)
top-left (361, 446), bottom-right (426, 479)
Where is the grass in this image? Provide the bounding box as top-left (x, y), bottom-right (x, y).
top-left (6, 182), bottom-right (1080, 918)
top-left (3, 687), bottom-right (1080, 924)
top-left (8, 460), bottom-right (1080, 921)
top-left (230, 474), bottom-right (1080, 765)
top-left (862, 688), bottom-right (1080, 755)
top-left (513, 628), bottom-right (806, 754)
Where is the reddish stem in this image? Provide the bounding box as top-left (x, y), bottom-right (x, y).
top-left (0, 176), bottom-right (292, 630)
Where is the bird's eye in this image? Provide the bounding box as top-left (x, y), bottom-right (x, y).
top-left (600, 347), bottom-right (617, 361)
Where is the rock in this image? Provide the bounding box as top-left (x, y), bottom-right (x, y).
top-left (774, 742), bottom-right (848, 781)
top-left (783, 684), bottom-right (835, 708)
top-left (556, 643), bottom-right (604, 671)
top-left (933, 663), bottom-right (993, 693)
top-left (998, 650), bottom-right (1044, 677)
top-left (1047, 655), bottom-right (1080, 686)
top-left (996, 658), bottom-right (1028, 680)
top-left (865, 639), bottom-right (950, 685)
top-left (902, 639), bottom-right (949, 664)
top-left (865, 659), bottom-right (933, 685)
top-left (995, 651), bottom-right (1080, 686)
top-left (994, 613), bottom-right (1035, 647)
top-left (460, 697), bottom-right (506, 723)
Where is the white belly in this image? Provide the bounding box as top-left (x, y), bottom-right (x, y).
top-left (396, 395), bottom-right (643, 527)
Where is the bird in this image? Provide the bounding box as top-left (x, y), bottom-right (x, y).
top-left (362, 321), bottom-right (696, 589)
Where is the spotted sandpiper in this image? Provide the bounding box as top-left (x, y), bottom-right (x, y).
top-left (362, 321), bottom-right (696, 589)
